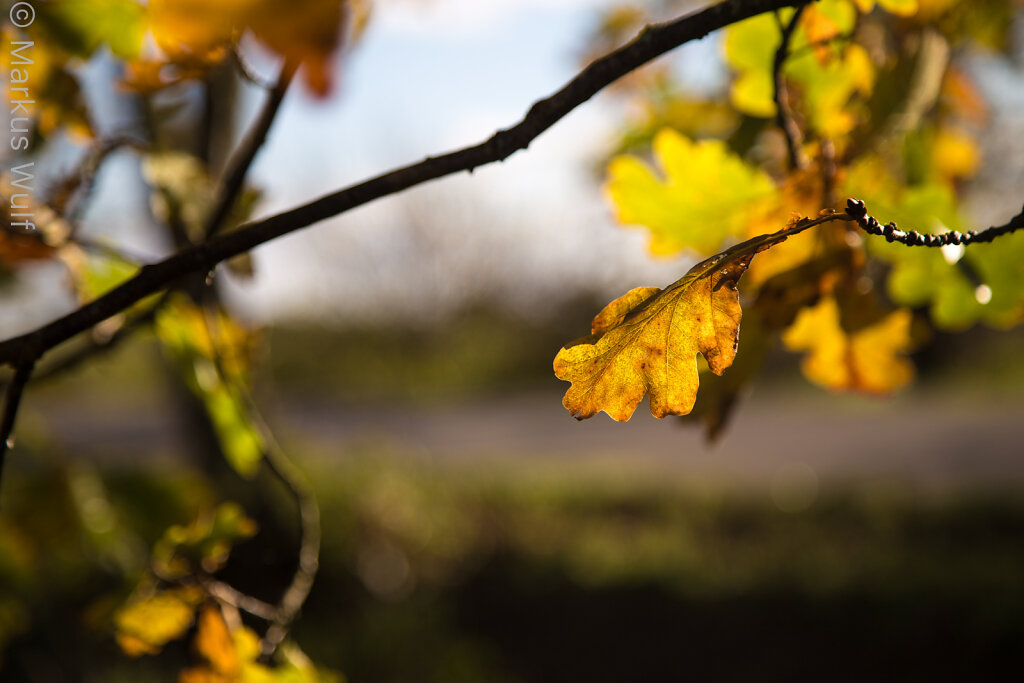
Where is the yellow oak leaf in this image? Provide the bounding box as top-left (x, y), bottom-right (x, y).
top-left (554, 219), bottom-right (817, 421)
top-left (782, 296), bottom-right (914, 393)
top-left (605, 129), bottom-right (777, 257)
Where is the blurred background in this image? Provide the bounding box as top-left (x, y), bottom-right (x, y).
top-left (3, 0), bottom-right (1024, 680)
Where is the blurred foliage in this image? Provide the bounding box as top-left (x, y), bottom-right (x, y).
top-left (6, 452), bottom-right (1024, 680)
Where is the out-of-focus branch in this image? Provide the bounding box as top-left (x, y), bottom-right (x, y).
top-left (31, 294), bottom-right (168, 384)
top-left (196, 306), bottom-right (320, 659)
top-left (0, 0), bottom-right (801, 370)
top-left (258, 430), bottom-right (320, 659)
top-left (773, 4), bottom-right (809, 170)
top-left (0, 359), bottom-right (36, 495)
top-left (879, 27), bottom-right (949, 144)
top-left (203, 60), bottom-right (297, 240)
top-left (202, 576), bottom-right (279, 621)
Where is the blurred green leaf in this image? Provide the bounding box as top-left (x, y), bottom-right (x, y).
top-left (156, 296), bottom-right (265, 476)
top-left (36, 0), bottom-right (146, 59)
top-left (153, 502), bottom-right (258, 577)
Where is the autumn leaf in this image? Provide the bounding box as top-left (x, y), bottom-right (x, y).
top-left (156, 298), bottom-right (264, 477)
top-left (554, 217), bottom-right (825, 421)
top-left (783, 296), bottom-right (915, 393)
top-left (35, 0), bottom-right (146, 60)
top-left (114, 588), bottom-right (201, 657)
top-left (605, 129), bottom-right (777, 257)
top-left (153, 503), bottom-right (258, 578)
top-left (180, 605), bottom-right (335, 683)
top-left (136, 0), bottom-right (351, 96)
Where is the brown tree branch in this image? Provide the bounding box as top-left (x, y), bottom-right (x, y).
top-left (773, 4), bottom-right (809, 170)
top-left (203, 60), bottom-right (298, 240)
top-left (0, 0), bottom-right (800, 369)
top-left (0, 359), bottom-right (36, 493)
top-left (846, 198), bottom-right (1024, 246)
top-left (195, 305), bottom-right (320, 659)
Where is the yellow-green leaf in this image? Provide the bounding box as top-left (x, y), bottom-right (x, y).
top-left (723, 11), bottom-right (785, 117)
top-left (605, 129), bottom-right (777, 257)
top-left (724, 2), bottom-right (874, 137)
top-left (554, 219), bottom-right (815, 421)
top-left (114, 588), bottom-right (199, 657)
top-left (156, 297), bottom-right (264, 477)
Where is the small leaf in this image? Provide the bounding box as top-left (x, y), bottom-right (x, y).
top-left (605, 129), bottom-right (777, 257)
top-left (115, 588), bottom-right (199, 657)
top-left (193, 606), bottom-right (240, 677)
top-left (156, 297), bottom-right (265, 477)
top-left (36, 0), bottom-right (146, 59)
top-left (783, 296), bottom-right (915, 393)
top-left (555, 221), bottom-right (810, 421)
top-left (153, 503), bottom-right (257, 578)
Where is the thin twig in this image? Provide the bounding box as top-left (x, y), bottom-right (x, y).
top-left (68, 236), bottom-right (152, 266)
top-left (66, 136), bottom-right (150, 224)
top-left (203, 60), bottom-right (298, 240)
top-left (0, 0), bottom-right (800, 369)
top-left (788, 31), bottom-right (855, 60)
top-left (846, 198), bottom-right (1024, 246)
top-left (258, 432), bottom-right (320, 659)
top-left (231, 46), bottom-right (279, 90)
top-left (773, 4), bottom-right (809, 170)
top-left (0, 359), bottom-right (36, 494)
top-left (197, 305), bottom-right (320, 659)
top-left (32, 294), bottom-right (168, 383)
top-left (821, 137), bottom-right (837, 208)
top-left (202, 576), bottom-right (279, 621)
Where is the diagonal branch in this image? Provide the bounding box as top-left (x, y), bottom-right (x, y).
top-left (196, 304), bottom-right (320, 659)
top-left (0, 359), bottom-right (36, 494)
top-left (204, 60), bottom-right (298, 240)
top-left (773, 4), bottom-right (809, 170)
top-left (0, 0), bottom-right (799, 369)
top-left (845, 198), bottom-right (1024, 246)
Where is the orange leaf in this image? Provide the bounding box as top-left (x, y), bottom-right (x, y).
top-left (192, 606), bottom-right (240, 677)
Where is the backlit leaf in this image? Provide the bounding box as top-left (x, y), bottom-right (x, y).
top-left (180, 606), bottom-right (336, 683)
top-left (156, 297), bottom-right (264, 476)
top-left (723, 10), bottom-right (785, 117)
top-left (554, 220), bottom-right (810, 421)
top-left (138, 0), bottom-right (351, 96)
top-left (114, 588), bottom-right (200, 657)
top-left (35, 0), bottom-right (146, 59)
top-left (783, 296), bottom-right (914, 393)
top-left (605, 129), bottom-right (777, 257)
top-left (153, 502), bottom-right (257, 578)
top-left (724, 2), bottom-right (875, 138)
